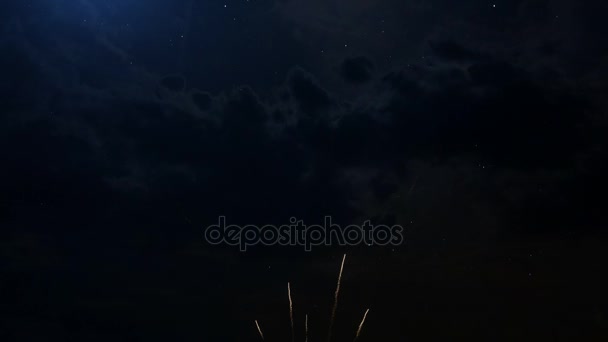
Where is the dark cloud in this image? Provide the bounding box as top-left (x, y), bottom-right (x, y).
top-left (538, 40), bottom-right (561, 57)
top-left (0, 41), bottom-right (50, 112)
top-left (467, 61), bottom-right (525, 86)
top-left (339, 56), bottom-right (374, 84)
top-left (1, 41), bottom-right (602, 238)
top-left (383, 62), bottom-right (585, 167)
top-left (287, 67), bottom-right (334, 117)
top-left (220, 86), bottom-right (268, 129)
top-left (429, 40), bottom-right (485, 62)
top-left (191, 90), bottom-right (213, 111)
top-left (160, 75), bottom-right (186, 92)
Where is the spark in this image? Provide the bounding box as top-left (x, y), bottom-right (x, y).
top-left (255, 320), bottom-right (265, 341)
top-left (353, 309), bottom-right (370, 342)
top-left (327, 253), bottom-right (347, 342)
top-left (288, 282), bottom-right (295, 342)
top-left (305, 314), bottom-right (309, 342)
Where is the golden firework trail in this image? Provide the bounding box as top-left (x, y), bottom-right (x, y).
top-left (305, 314), bottom-right (309, 342)
top-left (353, 309), bottom-right (370, 342)
top-left (327, 253), bottom-right (347, 342)
top-left (255, 320), bottom-right (265, 341)
top-left (288, 282), bottom-right (295, 342)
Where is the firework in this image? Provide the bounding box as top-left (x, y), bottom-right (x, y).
top-left (288, 282), bottom-right (295, 342)
top-left (353, 309), bottom-right (370, 342)
top-left (255, 320), bottom-right (265, 341)
top-left (327, 253), bottom-right (347, 342)
top-left (254, 253), bottom-right (372, 341)
top-left (305, 314), bottom-right (309, 342)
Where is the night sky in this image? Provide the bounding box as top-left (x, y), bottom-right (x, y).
top-left (1, 0), bottom-right (608, 341)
